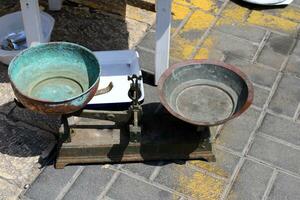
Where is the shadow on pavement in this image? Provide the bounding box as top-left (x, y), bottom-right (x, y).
top-left (0, 102), bottom-right (56, 159)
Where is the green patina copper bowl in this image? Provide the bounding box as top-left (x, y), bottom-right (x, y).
top-left (8, 42), bottom-right (100, 115)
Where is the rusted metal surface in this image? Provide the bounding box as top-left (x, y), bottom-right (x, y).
top-left (8, 42), bottom-right (101, 115)
top-left (55, 103), bottom-right (215, 169)
top-left (11, 83), bottom-right (99, 115)
top-left (158, 60), bottom-right (254, 126)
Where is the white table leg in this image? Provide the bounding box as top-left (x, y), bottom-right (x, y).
top-left (20, 0), bottom-right (43, 46)
top-left (155, 0), bottom-right (172, 85)
top-left (48, 0), bottom-right (63, 11)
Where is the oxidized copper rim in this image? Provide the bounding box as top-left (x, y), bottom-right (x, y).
top-left (157, 59), bottom-right (254, 126)
top-left (11, 79), bottom-right (99, 114)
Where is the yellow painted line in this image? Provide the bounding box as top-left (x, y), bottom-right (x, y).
top-left (173, 0), bottom-right (192, 7)
top-left (188, 160), bottom-right (228, 178)
top-left (216, 17), bottom-right (244, 26)
top-left (247, 11), bottom-right (298, 32)
top-left (177, 167), bottom-right (225, 199)
top-left (170, 10), bottom-right (215, 59)
top-left (202, 36), bottom-right (214, 48)
top-left (272, 7), bottom-right (300, 22)
top-left (170, 35), bottom-right (197, 59)
top-left (195, 1), bottom-right (249, 61)
top-left (189, 0), bottom-right (220, 14)
top-left (172, 3), bottom-right (191, 21)
top-left (194, 35), bottom-right (216, 59)
top-left (174, 0), bottom-right (221, 14)
top-left (183, 10), bottom-right (216, 31)
top-left (222, 3), bottom-right (249, 22)
top-left (194, 48), bottom-right (210, 59)
top-left (194, 47), bottom-right (225, 60)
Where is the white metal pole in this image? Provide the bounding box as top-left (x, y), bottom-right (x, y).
top-left (155, 0), bottom-right (172, 85)
top-left (20, 0), bottom-right (43, 47)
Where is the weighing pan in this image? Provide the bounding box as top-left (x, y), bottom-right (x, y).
top-left (8, 42), bottom-right (101, 115)
top-left (158, 60), bottom-right (254, 126)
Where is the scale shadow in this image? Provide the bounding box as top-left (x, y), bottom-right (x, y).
top-left (49, 102), bottom-right (212, 168)
top-left (0, 101), bottom-right (56, 161)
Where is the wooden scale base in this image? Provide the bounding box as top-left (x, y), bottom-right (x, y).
top-left (55, 103), bottom-right (215, 169)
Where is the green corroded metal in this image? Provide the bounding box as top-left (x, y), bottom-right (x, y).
top-left (9, 42), bottom-right (100, 102)
top-left (8, 42), bottom-right (101, 114)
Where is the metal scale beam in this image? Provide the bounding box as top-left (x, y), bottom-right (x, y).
top-left (55, 75), bottom-right (215, 169)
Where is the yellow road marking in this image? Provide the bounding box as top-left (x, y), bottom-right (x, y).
top-left (177, 167), bottom-right (225, 199)
top-left (248, 11), bottom-right (298, 32)
top-left (172, 3), bottom-right (191, 21)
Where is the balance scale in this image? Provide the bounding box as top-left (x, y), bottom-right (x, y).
top-left (54, 50), bottom-right (215, 169)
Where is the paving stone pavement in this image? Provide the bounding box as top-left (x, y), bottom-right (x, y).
top-left (0, 0), bottom-right (300, 199)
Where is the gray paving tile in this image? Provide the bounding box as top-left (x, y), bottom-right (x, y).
top-left (262, 7), bottom-right (300, 24)
top-left (216, 108), bottom-right (260, 152)
top-left (137, 47), bottom-right (155, 74)
top-left (152, 3), bottom-right (192, 31)
top-left (225, 55), bottom-right (277, 88)
top-left (257, 47), bottom-right (286, 70)
top-left (143, 83), bottom-right (160, 104)
top-left (248, 135), bottom-right (300, 175)
top-left (171, 18), bottom-right (186, 31)
top-left (259, 113), bottom-right (300, 146)
top-left (194, 48), bottom-right (225, 60)
top-left (265, 33), bottom-right (295, 56)
top-left (210, 30), bottom-right (259, 60)
top-left (293, 40), bottom-right (300, 55)
top-left (154, 163), bottom-right (191, 191)
top-left (214, 148), bottom-right (241, 178)
top-left (170, 30), bottom-right (204, 60)
top-left (63, 166), bottom-right (114, 200)
top-left (121, 162), bottom-right (159, 179)
top-left (228, 160), bottom-right (273, 200)
top-left (292, 0), bottom-right (300, 6)
top-left (107, 174), bottom-right (177, 200)
top-left (138, 30), bottom-right (155, 50)
top-left (189, 148), bottom-right (240, 178)
top-left (269, 74), bottom-right (300, 117)
top-left (286, 54), bottom-right (300, 78)
top-left (154, 163), bottom-right (225, 199)
top-left (267, 172), bottom-right (300, 200)
top-left (177, 29), bottom-right (205, 43)
top-left (24, 165), bottom-right (80, 200)
top-left (253, 86), bottom-right (269, 108)
top-left (214, 23), bottom-right (266, 43)
top-left (137, 47), bottom-right (177, 74)
top-left (10, 106), bottom-right (60, 133)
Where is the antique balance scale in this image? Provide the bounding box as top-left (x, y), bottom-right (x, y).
top-left (8, 42), bottom-right (253, 169)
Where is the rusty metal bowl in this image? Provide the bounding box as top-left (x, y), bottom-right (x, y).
top-left (158, 60), bottom-right (253, 126)
top-left (8, 42), bottom-right (100, 115)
